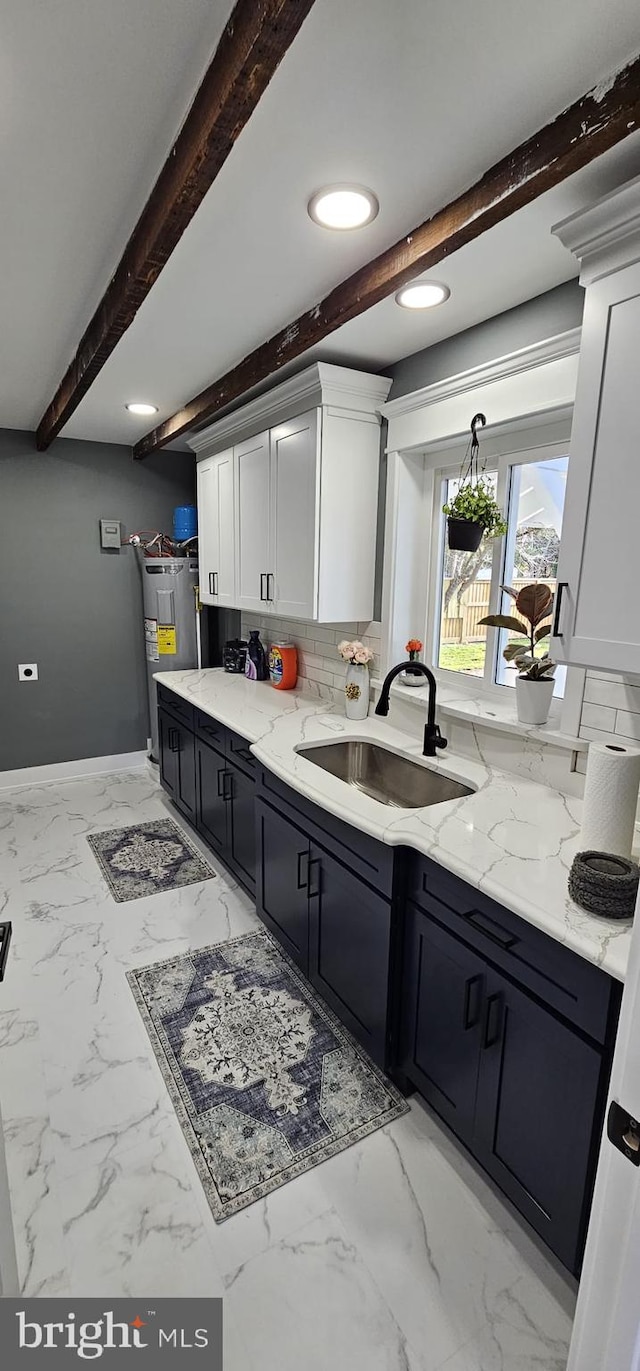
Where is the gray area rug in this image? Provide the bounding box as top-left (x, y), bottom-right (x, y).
top-left (88, 818), bottom-right (215, 902)
top-left (128, 930), bottom-right (408, 1220)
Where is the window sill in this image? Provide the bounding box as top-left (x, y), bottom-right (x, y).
top-left (370, 677), bottom-right (588, 754)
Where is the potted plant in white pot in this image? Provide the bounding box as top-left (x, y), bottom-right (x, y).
top-left (442, 414), bottom-right (507, 551)
top-left (479, 582), bottom-right (556, 725)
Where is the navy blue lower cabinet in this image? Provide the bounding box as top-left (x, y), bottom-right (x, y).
top-left (159, 708), bottom-right (196, 821)
top-left (473, 967), bottom-right (602, 1274)
top-left (397, 896), bottom-right (616, 1275)
top-left (158, 707), bottom-right (178, 800)
top-left (255, 798), bottom-right (310, 972)
top-left (227, 763), bottom-right (256, 894)
top-left (308, 842), bottom-right (391, 1069)
top-left (158, 690), bottom-right (257, 895)
top-left (196, 737), bottom-right (228, 855)
top-left (399, 901), bottom-right (484, 1141)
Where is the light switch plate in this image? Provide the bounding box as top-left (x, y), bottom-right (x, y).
top-left (100, 518), bottom-right (121, 549)
top-left (18, 664), bottom-right (38, 681)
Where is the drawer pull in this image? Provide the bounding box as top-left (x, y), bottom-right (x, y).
top-left (296, 850), bottom-right (309, 890)
top-left (235, 746), bottom-right (254, 765)
top-left (469, 909), bottom-right (518, 950)
top-left (553, 582), bottom-right (568, 637)
top-left (0, 922), bottom-right (12, 982)
top-left (308, 857), bottom-right (321, 899)
top-left (483, 992), bottom-right (504, 1049)
top-left (217, 769), bottom-right (233, 801)
top-left (462, 974), bottom-right (483, 1031)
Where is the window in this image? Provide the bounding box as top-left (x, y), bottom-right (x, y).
top-left (432, 446), bottom-right (568, 700)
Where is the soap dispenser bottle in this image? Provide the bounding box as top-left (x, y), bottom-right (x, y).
top-left (245, 630), bottom-right (269, 681)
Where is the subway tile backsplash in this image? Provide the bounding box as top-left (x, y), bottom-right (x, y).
top-left (579, 669), bottom-right (640, 755)
top-left (239, 615), bottom-right (382, 701)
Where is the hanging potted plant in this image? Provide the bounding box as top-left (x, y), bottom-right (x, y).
top-left (479, 582), bottom-right (556, 725)
top-left (443, 413), bottom-right (507, 552)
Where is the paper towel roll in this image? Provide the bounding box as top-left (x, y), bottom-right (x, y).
top-left (581, 741), bottom-right (640, 858)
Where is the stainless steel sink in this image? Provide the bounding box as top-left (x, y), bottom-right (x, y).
top-left (297, 740), bottom-right (474, 809)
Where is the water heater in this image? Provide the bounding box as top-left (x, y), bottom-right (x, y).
top-left (142, 555), bottom-right (198, 761)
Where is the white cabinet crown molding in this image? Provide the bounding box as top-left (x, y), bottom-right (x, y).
top-left (380, 329), bottom-right (582, 422)
top-left (188, 362), bottom-right (392, 457)
top-left (553, 174), bottom-right (640, 285)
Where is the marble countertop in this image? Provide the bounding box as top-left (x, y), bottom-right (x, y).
top-left (155, 669), bottom-right (633, 982)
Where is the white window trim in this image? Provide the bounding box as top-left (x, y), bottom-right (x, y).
top-left (426, 439), bottom-right (569, 722)
top-left (380, 411), bottom-right (585, 741)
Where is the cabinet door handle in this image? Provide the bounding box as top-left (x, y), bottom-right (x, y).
top-left (217, 768), bottom-right (225, 798)
top-left (462, 974), bottom-right (483, 1031)
top-left (260, 573), bottom-right (267, 601)
top-left (222, 770), bottom-right (233, 802)
top-left (468, 909), bottom-right (518, 950)
top-left (296, 849), bottom-right (309, 890)
top-left (209, 572), bottom-right (215, 596)
top-left (267, 572), bottom-right (274, 601)
top-left (169, 727), bottom-right (180, 753)
top-left (213, 571), bottom-right (219, 596)
top-left (483, 992), bottom-right (504, 1049)
top-left (307, 857), bottom-right (321, 898)
top-left (0, 922), bottom-right (12, 982)
top-left (553, 582), bottom-right (568, 637)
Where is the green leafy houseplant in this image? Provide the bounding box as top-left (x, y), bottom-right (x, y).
top-left (442, 478), bottom-right (508, 540)
top-left (480, 582), bottom-right (556, 681)
top-left (443, 413), bottom-right (507, 552)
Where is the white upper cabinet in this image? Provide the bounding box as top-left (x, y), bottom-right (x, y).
top-left (197, 449), bottom-right (235, 606)
top-left (191, 364), bottom-right (391, 623)
top-left (551, 178), bottom-right (640, 675)
top-left (235, 430), bottom-right (271, 612)
top-left (270, 411), bottom-right (319, 620)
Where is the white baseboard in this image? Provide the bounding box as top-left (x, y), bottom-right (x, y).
top-left (0, 751), bottom-right (149, 792)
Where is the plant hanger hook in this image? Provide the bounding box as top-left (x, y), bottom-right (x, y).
top-left (461, 412), bottom-right (487, 486)
top-left (470, 412), bottom-right (486, 442)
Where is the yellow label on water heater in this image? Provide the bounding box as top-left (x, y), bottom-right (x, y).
top-left (157, 625), bottom-right (177, 655)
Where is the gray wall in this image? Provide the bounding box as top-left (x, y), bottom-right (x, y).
top-left (386, 279), bottom-right (584, 400)
top-left (0, 429), bottom-right (194, 770)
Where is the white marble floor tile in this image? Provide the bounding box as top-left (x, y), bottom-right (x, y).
top-left (312, 1106), bottom-right (537, 1371)
top-left (436, 1271), bottom-right (573, 1371)
top-left (2, 1112), bottom-right (68, 1296)
top-left (58, 1119), bottom-right (224, 1298)
top-left (223, 1207), bottom-right (424, 1371)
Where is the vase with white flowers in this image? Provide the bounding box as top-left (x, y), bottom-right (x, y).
top-left (338, 640), bottom-right (374, 720)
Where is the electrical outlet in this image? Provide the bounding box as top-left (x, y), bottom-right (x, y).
top-left (18, 663), bottom-right (38, 681)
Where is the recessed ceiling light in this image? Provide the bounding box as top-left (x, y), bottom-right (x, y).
top-left (126, 402), bottom-right (158, 416)
top-left (395, 280), bottom-right (451, 309)
top-left (308, 184), bottom-right (379, 230)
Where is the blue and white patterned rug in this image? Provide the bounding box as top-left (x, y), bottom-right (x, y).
top-left (128, 930), bottom-right (408, 1219)
top-left (88, 818), bottom-right (215, 902)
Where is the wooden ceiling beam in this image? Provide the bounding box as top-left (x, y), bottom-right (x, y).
top-left (35, 0), bottom-right (318, 451)
top-left (134, 52), bottom-right (640, 459)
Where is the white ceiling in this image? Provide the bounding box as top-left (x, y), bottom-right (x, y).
top-left (2, 0), bottom-right (640, 448)
top-left (0, 0), bottom-right (232, 430)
